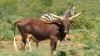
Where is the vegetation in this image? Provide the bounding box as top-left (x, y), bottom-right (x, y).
top-left (0, 0), bottom-right (100, 40)
top-left (0, 0), bottom-right (100, 56)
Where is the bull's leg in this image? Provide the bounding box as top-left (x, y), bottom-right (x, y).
top-left (27, 41), bottom-right (32, 51)
top-left (26, 41), bottom-right (32, 51)
top-left (21, 38), bottom-right (26, 53)
top-left (17, 26), bottom-right (27, 53)
top-left (50, 37), bottom-right (57, 56)
top-left (36, 42), bottom-right (39, 48)
top-left (26, 34), bottom-right (32, 51)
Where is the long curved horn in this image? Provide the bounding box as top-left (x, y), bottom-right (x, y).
top-left (50, 14), bottom-right (63, 20)
top-left (69, 11), bottom-right (84, 20)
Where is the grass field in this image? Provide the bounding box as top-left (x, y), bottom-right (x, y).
top-left (0, 29), bottom-right (99, 56)
top-left (0, 14), bottom-right (100, 56)
top-left (0, 0), bottom-right (100, 56)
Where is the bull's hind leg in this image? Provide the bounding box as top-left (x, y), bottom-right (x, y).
top-left (21, 37), bottom-right (27, 53)
top-left (17, 26), bottom-right (27, 53)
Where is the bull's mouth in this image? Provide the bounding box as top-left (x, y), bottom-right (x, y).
top-left (64, 31), bottom-right (69, 34)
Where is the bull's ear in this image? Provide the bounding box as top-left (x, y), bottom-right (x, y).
top-left (70, 21), bottom-right (74, 24)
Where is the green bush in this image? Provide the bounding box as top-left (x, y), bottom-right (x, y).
top-left (84, 49), bottom-right (96, 56)
top-left (71, 16), bottom-right (95, 29)
top-left (0, 0), bottom-right (18, 18)
top-left (0, 0), bottom-right (99, 40)
top-left (1, 30), bottom-right (13, 40)
top-left (40, 0), bottom-right (53, 6)
top-left (56, 51), bottom-right (68, 56)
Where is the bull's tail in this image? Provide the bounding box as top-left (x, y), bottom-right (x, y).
top-left (13, 20), bottom-right (21, 51)
top-left (14, 36), bottom-right (18, 51)
top-left (14, 20), bottom-right (21, 37)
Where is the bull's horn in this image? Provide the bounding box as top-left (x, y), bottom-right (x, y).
top-left (50, 14), bottom-right (63, 20)
top-left (69, 11), bottom-right (83, 20)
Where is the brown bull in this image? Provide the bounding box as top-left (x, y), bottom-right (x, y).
top-left (14, 12), bottom-right (83, 56)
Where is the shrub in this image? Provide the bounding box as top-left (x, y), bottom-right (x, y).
top-left (71, 15), bottom-right (95, 29)
top-left (40, 0), bottom-right (53, 6)
top-left (84, 49), bottom-right (96, 56)
top-left (1, 30), bottom-right (13, 40)
top-left (56, 51), bottom-right (68, 56)
top-left (0, 0), bottom-right (99, 41)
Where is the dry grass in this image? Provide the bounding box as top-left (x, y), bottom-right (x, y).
top-left (0, 33), bottom-right (99, 56)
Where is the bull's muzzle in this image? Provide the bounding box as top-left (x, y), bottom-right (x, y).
top-left (64, 31), bottom-right (69, 34)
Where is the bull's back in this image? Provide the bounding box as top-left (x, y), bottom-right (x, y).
top-left (17, 18), bottom-right (59, 40)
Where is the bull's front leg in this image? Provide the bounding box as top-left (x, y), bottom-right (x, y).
top-left (26, 34), bottom-right (32, 51)
top-left (50, 36), bottom-right (58, 56)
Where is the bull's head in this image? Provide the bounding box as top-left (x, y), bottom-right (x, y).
top-left (47, 11), bottom-right (83, 41)
top-left (61, 11), bottom-right (84, 41)
top-left (52, 11), bottom-right (83, 34)
top-left (63, 11), bottom-right (84, 34)
top-left (49, 11), bottom-right (84, 34)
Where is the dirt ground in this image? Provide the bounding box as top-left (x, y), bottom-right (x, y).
top-left (0, 34), bottom-right (87, 50)
top-left (0, 34), bottom-right (90, 56)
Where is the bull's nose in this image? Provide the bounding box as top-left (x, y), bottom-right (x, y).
top-left (64, 31), bottom-right (68, 34)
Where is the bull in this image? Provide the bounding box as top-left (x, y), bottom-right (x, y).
top-left (14, 11), bottom-right (83, 56)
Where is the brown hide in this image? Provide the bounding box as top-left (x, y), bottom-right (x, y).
top-left (14, 18), bottom-right (71, 56)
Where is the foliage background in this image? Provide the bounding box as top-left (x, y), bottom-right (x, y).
top-left (0, 0), bottom-right (100, 40)
top-left (0, 0), bottom-right (100, 56)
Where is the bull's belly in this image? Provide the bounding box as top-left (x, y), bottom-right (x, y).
top-left (32, 32), bottom-right (50, 40)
